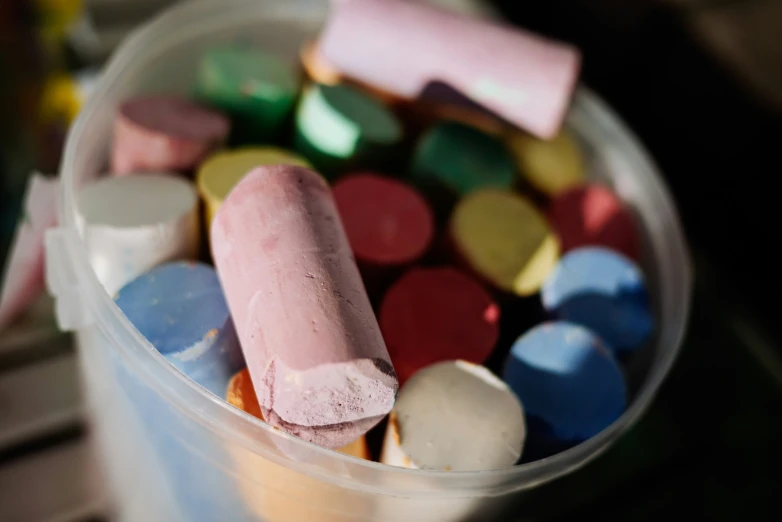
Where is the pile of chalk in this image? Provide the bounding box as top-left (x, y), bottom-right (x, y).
top-left (79, 0), bottom-right (653, 471)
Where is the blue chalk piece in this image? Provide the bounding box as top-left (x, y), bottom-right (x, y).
top-left (541, 247), bottom-right (654, 354)
top-left (115, 261), bottom-right (243, 396)
top-left (503, 321), bottom-right (627, 442)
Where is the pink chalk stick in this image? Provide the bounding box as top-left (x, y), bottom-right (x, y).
top-left (210, 165), bottom-right (398, 449)
top-left (319, 0), bottom-right (581, 139)
top-left (111, 95), bottom-right (230, 175)
top-left (0, 174), bottom-right (59, 332)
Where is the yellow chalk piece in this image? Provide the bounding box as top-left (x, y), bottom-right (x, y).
top-left (38, 74), bottom-right (83, 124)
top-left (451, 189), bottom-right (560, 296)
top-left (197, 147), bottom-right (312, 227)
top-left (506, 129), bottom-right (585, 197)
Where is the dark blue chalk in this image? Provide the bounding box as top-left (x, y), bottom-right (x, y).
top-left (115, 261), bottom-right (243, 397)
top-left (503, 321), bottom-right (627, 443)
top-left (541, 247), bottom-right (653, 354)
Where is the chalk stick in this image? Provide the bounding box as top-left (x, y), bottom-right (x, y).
top-left (225, 368), bottom-right (370, 460)
top-left (293, 84), bottom-right (402, 176)
top-left (0, 174), bottom-right (59, 332)
top-left (547, 184), bottom-right (640, 260)
top-left (380, 360), bottom-right (525, 471)
top-left (506, 129), bottom-right (585, 197)
top-left (450, 189), bottom-right (560, 296)
top-left (541, 247), bottom-right (653, 353)
top-left (114, 261), bottom-right (243, 397)
top-left (332, 173), bottom-right (434, 268)
top-left (319, 0), bottom-right (581, 139)
top-left (196, 45), bottom-right (300, 143)
top-left (502, 321), bottom-right (627, 442)
top-left (210, 165), bottom-right (398, 449)
top-left (196, 146), bottom-right (312, 228)
top-left (379, 267), bottom-right (499, 385)
top-left (77, 173), bottom-right (200, 296)
top-left (410, 122), bottom-right (515, 198)
top-left (111, 95), bottom-right (230, 175)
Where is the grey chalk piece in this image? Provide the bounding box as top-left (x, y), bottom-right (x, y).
top-left (114, 261), bottom-right (243, 396)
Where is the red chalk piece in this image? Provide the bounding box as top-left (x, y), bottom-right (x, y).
top-left (379, 267), bottom-right (500, 385)
top-left (332, 173), bottom-right (434, 268)
top-left (319, 0), bottom-right (581, 139)
top-left (111, 95), bottom-right (230, 175)
top-left (547, 184), bottom-right (640, 260)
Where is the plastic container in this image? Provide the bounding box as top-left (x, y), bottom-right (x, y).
top-left (44, 1), bottom-right (692, 520)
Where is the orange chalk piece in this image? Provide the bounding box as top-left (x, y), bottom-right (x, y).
top-left (225, 368), bottom-right (370, 460)
top-left (379, 267), bottom-right (500, 385)
top-left (332, 173), bottom-right (434, 268)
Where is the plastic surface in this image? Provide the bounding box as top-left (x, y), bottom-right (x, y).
top-left (49, 1), bottom-right (692, 520)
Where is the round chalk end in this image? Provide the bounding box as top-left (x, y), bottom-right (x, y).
top-left (503, 321), bottom-right (627, 442)
top-left (227, 368), bottom-right (263, 420)
top-left (506, 129), bottom-right (585, 197)
top-left (197, 45), bottom-right (299, 130)
top-left (295, 83), bottom-right (402, 160)
top-left (547, 184), bottom-right (640, 261)
top-left (541, 247), bottom-right (653, 353)
top-left (332, 173), bottom-right (434, 266)
top-left (114, 261), bottom-right (229, 352)
top-left (197, 146), bottom-right (312, 225)
top-left (379, 267), bottom-right (500, 384)
top-left (411, 122), bottom-right (515, 196)
top-left (78, 173), bottom-right (199, 229)
top-left (450, 189), bottom-right (560, 296)
top-left (226, 368), bottom-right (370, 459)
top-left (119, 95), bottom-right (230, 143)
top-left (383, 360), bottom-right (525, 471)
top-left (300, 40), bottom-right (342, 85)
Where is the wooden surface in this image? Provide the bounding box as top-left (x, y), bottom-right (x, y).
top-left (0, 297), bottom-right (107, 522)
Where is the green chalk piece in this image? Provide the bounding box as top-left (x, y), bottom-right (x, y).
top-left (293, 83), bottom-right (402, 177)
top-left (410, 121), bottom-right (515, 197)
top-left (196, 45), bottom-right (300, 144)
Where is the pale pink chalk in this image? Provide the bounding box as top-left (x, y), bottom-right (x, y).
top-left (0, 174), bottom-right (59, 332)
top-left (111, 95), bottom-right (230, 175)
top-left (210, 165), bottom-right (398, 449)
top-left (319, 0), bottom-right (581, 139)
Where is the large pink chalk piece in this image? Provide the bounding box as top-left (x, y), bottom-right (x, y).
top-left (211, 165), bottom-right (398, 449)
top-left (319, 0), bottom-right (581, 139)
top-left (111, 95), bottom-right (230, 175)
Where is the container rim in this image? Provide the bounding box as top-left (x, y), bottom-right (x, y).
top-left (58, 0), bottom-right (692, 497)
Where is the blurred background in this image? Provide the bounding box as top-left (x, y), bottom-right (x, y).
top-left (1, 0), bottom-right (781, 520)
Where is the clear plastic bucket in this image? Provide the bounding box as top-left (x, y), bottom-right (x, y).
top-left (45, 1), bottom-right (692, 520)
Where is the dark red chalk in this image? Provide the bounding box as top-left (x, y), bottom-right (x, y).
top-left (333, 173), bottom-right (434, 267)
top-left (111, 95), bottom-right (230, 175)
top-left (379, 267), bottom-right (500, 386)
top-left (547, 184), bottom-right (640, 261)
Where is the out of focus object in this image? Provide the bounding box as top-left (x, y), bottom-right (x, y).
top-left (0, 174), bottom-right (59, 332)
top-left (319, 0), bottom-right (581, 138)
top-left (673, 0), bottom-right (782, 113)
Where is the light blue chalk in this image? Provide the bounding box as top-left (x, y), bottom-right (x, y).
top-left (503, 321), bottom-right (627, 442)
top-left (114, 261), bottom-right (243, 396)
top-left (541, 247), bottom-right (654, 354)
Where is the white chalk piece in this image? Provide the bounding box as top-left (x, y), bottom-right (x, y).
top-left (76, 173), bottom-right (200, 296)
top-left (380, 360), bottom-right (526, 471)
